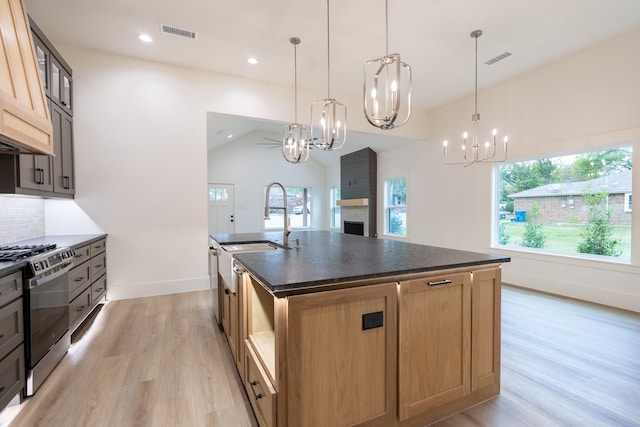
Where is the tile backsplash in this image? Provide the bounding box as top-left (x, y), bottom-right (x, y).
top-left (0, 196), bottom-right (45, 244)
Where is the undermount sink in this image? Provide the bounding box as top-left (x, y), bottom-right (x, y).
top-left (221, 242), bottom-right (282, 253)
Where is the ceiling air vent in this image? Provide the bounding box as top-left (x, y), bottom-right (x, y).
top-left (485, 52), bottom-right (512, 65)
top-left (160, 24), bottom-right (197, 40)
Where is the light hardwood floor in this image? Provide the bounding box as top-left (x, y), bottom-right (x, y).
top-left (3, 286), bottom-right (640, 427)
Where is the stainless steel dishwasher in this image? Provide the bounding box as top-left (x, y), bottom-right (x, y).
top-left (208, 239), bottom-right (221, 328)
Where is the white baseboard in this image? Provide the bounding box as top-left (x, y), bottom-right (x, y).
top-left (503, 270), bottom-right (640, 313)
top-left (106, 276), bottom-right (210, 301)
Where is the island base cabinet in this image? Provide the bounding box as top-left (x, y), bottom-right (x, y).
top-left (471, 268), bottom-right (501, 393)
top-left (285, 283), bottom-right (397, 427)
top-left (398, 267), bottom-right (501, 426)
top-left (245, 342), bottom-right (276, 427)
top-left (398, 273), bottom-right (472, 421)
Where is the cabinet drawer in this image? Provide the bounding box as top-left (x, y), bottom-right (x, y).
top-left (90, 239), bottom-right (106, 257)
top-left (0, 272), bottom-right (22, 308)
top-left (69, 288), bottom-right (91, 330)
top-left (73, 244), bottom-right (91, 264)
top-left (245, 342), bottom-right (276, 427)
top-left (90, 253), bottom-right (106, 281)
top-left (0, 299), bottom-right (23, 358)
top-left (91, 275), bottom-right (107, 306)
top-left (69, 261), bottom-right (91, 301)
top-left (0, 345), bottom-right (25, 411)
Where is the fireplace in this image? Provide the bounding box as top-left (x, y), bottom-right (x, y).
top-left (344, 221), bottom-right (364, 236)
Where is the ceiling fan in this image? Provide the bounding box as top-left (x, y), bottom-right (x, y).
top-left (256, 136), bottom-right (317, 149)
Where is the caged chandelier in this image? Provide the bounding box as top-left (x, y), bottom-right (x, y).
top-left (311, 0), bottom-right (347, 150)
top-left (443, 30), bottom-right (508, 166)
top-left (364, 0), bottom-right (412, 130)
top-left (282, 37), bottom-right (310, 164)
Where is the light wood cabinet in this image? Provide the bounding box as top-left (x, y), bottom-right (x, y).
top-left (398, 272), bottom-right (472, 421)
top-left (0, 0), bottom-right (53, 155)
top-left (398, 267), bottom-right (501, 425)
top-left (238, 265), bottom-right (502, 427)
top-left (286, 283), bottom-right (397, 427)
top-left (471, 267), bottom-right (501, 392)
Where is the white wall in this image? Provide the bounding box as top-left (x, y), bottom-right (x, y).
top-left (375, 27), bottom-right (640, 311)
top-left (50, 44), bottom-right (423, 300)
top-left (46, 26), bottom-right (640, 311)
top-left (207, 131), bottom-right (327, 233)
top-left (50, 47), bottom-right (296, 300)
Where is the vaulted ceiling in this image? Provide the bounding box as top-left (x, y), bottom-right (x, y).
top-left (25, 0), bottom-right (640, 163)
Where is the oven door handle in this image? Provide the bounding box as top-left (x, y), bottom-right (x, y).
top-left (27, 261), bottom-right (74, 289)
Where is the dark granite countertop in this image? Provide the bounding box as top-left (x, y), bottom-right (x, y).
top-left (0, 234), bottom-right (107, 277)
top-left (211, 230), bottom-right (510, 296)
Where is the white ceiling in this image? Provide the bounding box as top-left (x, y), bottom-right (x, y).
top-left (25, 0), bottom-right (640, 165)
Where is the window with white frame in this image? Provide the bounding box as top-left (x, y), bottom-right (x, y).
top-left (208, 186), bottom-right (228, 201)
top-left (385, 177), bottom-right (407, 237)
top-left (330, 186), bottom-right (341, 229)
top-left (264, 186), bottom-right (312, 230)
top-left (496, 146), bottom-right (632, 260)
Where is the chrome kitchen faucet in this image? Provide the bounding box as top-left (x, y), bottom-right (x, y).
top-left (264, 182), bottom-right (291, 247)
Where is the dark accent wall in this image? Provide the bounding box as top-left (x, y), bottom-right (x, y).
top-left (340, 148), bottom-right (377, 237)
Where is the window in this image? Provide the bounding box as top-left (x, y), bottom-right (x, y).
top-left (496, 146), bottom-right (632, 260)
top-left (385, 177), bottom-right (407, 237)
top-left (330, 186), bottom-right (341, 229)
top-left (209, 186), bottom-right (228, 201)
top-left (264, 186), bottom-right (312, 230)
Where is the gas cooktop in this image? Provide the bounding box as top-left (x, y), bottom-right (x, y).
top-left (0, 244), bottom-right (57, 262)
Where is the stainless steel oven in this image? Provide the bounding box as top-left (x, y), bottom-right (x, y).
top-left (23, 247), bottom-right (75, 396)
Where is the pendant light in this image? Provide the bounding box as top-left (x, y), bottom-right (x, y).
top-left (282, 37), bottom-right (310, 164)
top-left (311, 0), bottom-right (347, 150)
top-left (364, 0), bottom-right (412, 130)
top-left (443, 30), bottom-right (508, 166)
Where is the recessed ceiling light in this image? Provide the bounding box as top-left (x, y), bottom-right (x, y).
top-left (247, 57), bottom-right (258, 65)
top-left (139, 34), bottom-right (153, 43)
top-left (227, 134), bottom-right (233, 139)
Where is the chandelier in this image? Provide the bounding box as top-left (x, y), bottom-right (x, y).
top-left (311, 0), bottom-right (347, 150)
top-left (282, 37), bottom-right (310, 164)
top-left (444, 30), bottom-right (508, 166)
top-left (364, 0), bottom-right (412, 130)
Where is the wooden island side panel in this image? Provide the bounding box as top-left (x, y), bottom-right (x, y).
top-left (285, 283), bottom-right (397, 427)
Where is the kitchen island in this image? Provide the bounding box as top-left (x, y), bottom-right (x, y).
top-left (211, 230), bottom-right (510, 427)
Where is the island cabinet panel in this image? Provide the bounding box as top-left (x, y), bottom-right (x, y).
top-left (398, 273), bottom-right (472, 421)
top-left (471, 267), bottom-right (501, 392)
top-left (285, 283), bottom-right (397, 427)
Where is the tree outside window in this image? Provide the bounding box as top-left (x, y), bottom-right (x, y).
top-left (265, 186), bottom-right (311, 230)
top-left (497, 147), bottom-right (632, 260)
top-left (386, 177), bottom-right (407, 237)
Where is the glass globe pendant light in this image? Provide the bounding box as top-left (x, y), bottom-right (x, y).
top-left (311, 0), bottom-right (347, 150)
top-left (363, 0), bottom-right (412, 130)
top-left (282, 37), bottom-right (310, 164)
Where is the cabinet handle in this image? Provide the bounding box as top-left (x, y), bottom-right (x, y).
top-left (224, 288), bottom-right (230, 295)
top-left (249, 380), bottom-right (263, 400)
top-left (0, 386), bottom-right (4, 393)
top-left (63, 176), bottom-right (70, 189)
top-left (35, 168), bottom-right (44, 184)
top-left (94, 264), bottom-right (103, 269)
top-left (95, 288), bottom-right (103, 293)
top-left (0, 334), bottom-right (4, 340)
top-left (77, 305), bottom-right (86, 312)
top-left (428, 279), bottom-right (452, 287)
top-left (74, 277), bottom-right (84, 282)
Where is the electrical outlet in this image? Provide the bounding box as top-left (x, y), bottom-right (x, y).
top-left (362, 311), bottom-right (384, 330)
